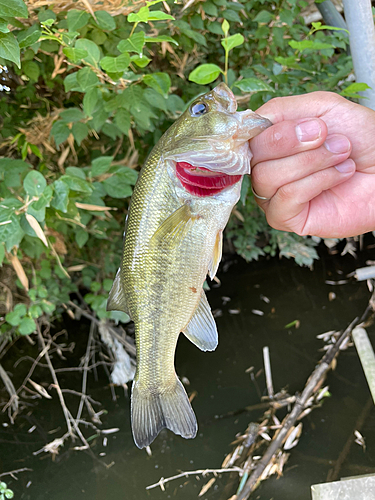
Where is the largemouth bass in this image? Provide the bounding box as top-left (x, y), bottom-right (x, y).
top-left (107, 83), bottom-right (272, 448)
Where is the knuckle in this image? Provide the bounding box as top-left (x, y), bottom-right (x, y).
top-left (276, 183), bottom-right (294, 203)
top-left (251, 164), bottom-right (270, 190)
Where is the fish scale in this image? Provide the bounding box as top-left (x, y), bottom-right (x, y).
top-left (107, 83), bottom-right (272, 448)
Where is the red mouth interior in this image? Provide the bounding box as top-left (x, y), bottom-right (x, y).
top-left (175, 162), bottom-right (242, 197)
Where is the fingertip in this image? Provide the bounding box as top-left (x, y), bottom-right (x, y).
top-left (334, 158), bottom-right (356, 174)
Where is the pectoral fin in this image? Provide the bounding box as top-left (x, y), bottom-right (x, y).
top-left (106, 269), bottom-right (129, 314)
top-left (208, 230), bottom-right (223, 280)
top-left (151, 204), bottom-right (197, 249)
top-left (183, 291), bottom-right (218, 351)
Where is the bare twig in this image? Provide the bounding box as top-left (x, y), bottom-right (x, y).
top-left (76, 320), bottom-right (95, 421)
top-left (0, 468), bottom-right (33, 479)
top-left (36, 324), bottom-right (74, 439)
top-left (146, 467), bottom-right (243, 491)
top-left (0, 364), bottom-right (18, 412)
top-left (263, 347), bottom-right (274, 399)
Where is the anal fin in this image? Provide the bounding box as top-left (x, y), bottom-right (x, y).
top-left (106, 268), bottom-right (129, 314)
top-left (183, 291), bottom-right (218, 352)
top-left (208, 230), bottom-right (223, 280)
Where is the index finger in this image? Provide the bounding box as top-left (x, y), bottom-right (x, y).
top-left (250, 118), bottom-right (328, 165)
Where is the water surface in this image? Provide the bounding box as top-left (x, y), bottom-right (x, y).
top-left (1, 250), bottom-right (375, 500)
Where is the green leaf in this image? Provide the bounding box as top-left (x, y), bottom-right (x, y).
top-left (60, 174), bottom-right (93, 194)
top-left (340, 82), bottom-right (371, 97)
top-left (221, 33), bottom-right (244, 52)
top-left (0, 208), bottom-right (24, 251)
top-left (6, 310), bottom-right (22, 326)
top-left (0, 158), bottom-right (30, 188)
top-left (60, 107), bottom-right (84, 122)
top-left (91, 156), bottom-right (113, 176)
top-left (203, 2), bottom-right (218, 16)
top-left (128, 6), bottom-right (150, 23)
top-left (51, 179), bottom-right (70, 212)
top-left (0, 18), bottom-right (9, 33)
top-left (72, 122), bottom-right (89, 145)
top-left (75, 228), bottom-right (88, 248)
top-left (22, 60), bottom-right (39, 81)
top-left (28, 184), bottom-right (53, 221)
top-left (289, 40), bottom-right (334, 51)
top-left (38, 9), bottom-right (56, 22)
top-left (221, 19), bottom-right (229, 35)
top-left (95, 10), bottom-right (116, 30)
top-left (77, 66), bottom-right (99, 91)
top-left (144, 35), bottom-right (178, 45)
top-left (234, 78), bottom-right (275, 93)
top-left (147, 10), bottom-right (174, 21)
top-left (101, 53), bottom-right (130, 72)
top-left (143, 72), bottom-right (171, 96)
top-left (188, 63), bottom-right (222, 85)
top-left (223, 9), bottom-right (241, 22)
top-left (0, 243), bottom-right (4, 266)
top-left (23, 170), bottom-right (46, 196)
top-left (130, 54), bottom-right (150, 68)
top-left (175, 21), bottom-right (206, 46)
top-left (64, 72), bottom-right (81, 92)
top-left (114, 108), bottom-right (131, 134)
top-left (75, 38), bottom-right (100, 66)
top-left (117, 31), bottom-right (145, 54)
top-left (143, 88), bottom-right (167, 111)
top-left (311, 21), bottom-right (349, 33)
top-left (62, 47), bottom-right (88, 63)
top-left (51, 121), bottom-right (70, 146)
top-left (109, 166), bottom-right (138, 184)
top-left (0, 0), bottom-right (28, 18)
top-left (18, 24), bottom-right (41, 48)
top-left (83, 86), bottom-right (100, 116)
top-left (65, 166), bottom-right (86, 179)
top-left (67, 9), bottom-right (90, 32)
top-left (0, 32), bottom-right (20, 67)
top-left (18, 316), bottom-right (36, 335)
top-left (103, 174), bottom-right (133, 198)
top-left (253, 10), bottom-right (273, 23)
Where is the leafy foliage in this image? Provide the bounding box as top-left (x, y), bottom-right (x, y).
top-left (0, 0), bottom-right (357, 336)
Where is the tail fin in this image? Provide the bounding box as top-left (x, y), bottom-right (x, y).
top-left (131, 377), bottom-right (197, 449)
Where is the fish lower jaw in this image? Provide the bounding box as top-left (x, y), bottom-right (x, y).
top-left (175, 161), bottom-right (242, 197)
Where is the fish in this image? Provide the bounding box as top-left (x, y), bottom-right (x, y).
top-left (107, 83), bottom-right (272, 449)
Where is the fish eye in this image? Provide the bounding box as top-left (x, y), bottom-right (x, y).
top-left (190, 102), bottom-right (208, 117)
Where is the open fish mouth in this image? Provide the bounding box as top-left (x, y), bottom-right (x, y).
top-left (176, 161), bottom-right (242, 197)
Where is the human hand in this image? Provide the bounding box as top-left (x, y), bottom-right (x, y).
top-left (249, 91), bottom-right (375, 238)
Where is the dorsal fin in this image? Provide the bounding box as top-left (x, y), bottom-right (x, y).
top-left (106, 269), bottom-right (129, 314)
top-left (183, 291), bottom-right (218, 351)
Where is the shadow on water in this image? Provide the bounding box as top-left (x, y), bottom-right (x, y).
top-left (1, 248), bottom-right (375, 500)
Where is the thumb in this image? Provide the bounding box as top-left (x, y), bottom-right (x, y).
top-left (255, 91), bottom-right (342, 124)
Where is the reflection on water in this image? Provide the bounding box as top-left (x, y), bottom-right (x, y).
top-left (1, 251), bottom-right (375, 500)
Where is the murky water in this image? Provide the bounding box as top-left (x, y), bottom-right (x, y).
top-left (1, 248), bottom-right (375, 500)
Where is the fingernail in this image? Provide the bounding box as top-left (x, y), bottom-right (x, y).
top-left (295, 120), bottom-right (321, 142)
top-left (325, 135), bottom-right (350, 154)
top-left (335, 159), bottom-right (355, 173)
